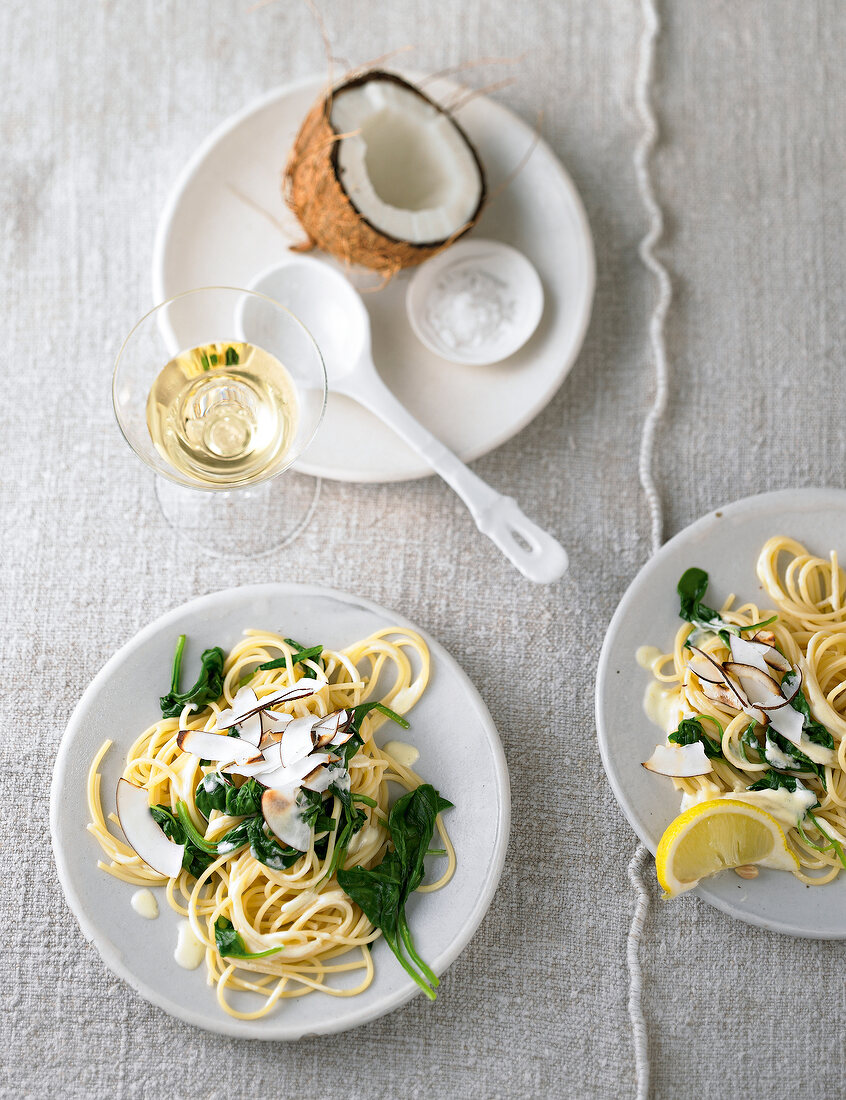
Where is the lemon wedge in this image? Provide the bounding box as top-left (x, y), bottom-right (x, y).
top-left (655, 798), bottom-right (799, 897)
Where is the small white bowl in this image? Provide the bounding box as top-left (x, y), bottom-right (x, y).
top-left (406, 238), bottom-right (544, 365)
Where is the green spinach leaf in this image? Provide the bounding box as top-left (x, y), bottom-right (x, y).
top-left (258, 638), bottom-right (324, 672)
top-left (786, 682), bottom-right (835, 749)
top-left (195, 774), bottom-right (263, 820)
top-left (677, 568), bottom-right (777, 643)
top-left (747, 770), bottom-right (799, 793)
top-left (159, 636), bottom-right (225, 719)
top-left (767, 731), bottom-right (828, 789)
top-left (739, 723), bottom-right (764, 764)
top-left (668, 716), bottom-right (723, 759)
top-left (150, 804), bottom-right (213, 879)
top-left (213, 917), bottom-right (283, 960)
top-left (246, 816), bottom-right (303, 870)
top-left (337, 784), bottom-right (452, 1001)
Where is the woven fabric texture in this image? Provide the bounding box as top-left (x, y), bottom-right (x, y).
top-left (2, 2), bottom-right (844, 1097)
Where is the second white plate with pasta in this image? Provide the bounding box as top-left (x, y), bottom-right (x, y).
top-left (596, 488), bottom-right (846, 938)
top-left (51, 584), bottom-right (510, 1037)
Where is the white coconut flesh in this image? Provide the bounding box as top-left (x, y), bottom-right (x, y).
top-left (642, 742), bottom-right (712, 777)
top-left (330, 78), bottom-right (483, 244)
top-left (116, 779), bottom-right (184, 878)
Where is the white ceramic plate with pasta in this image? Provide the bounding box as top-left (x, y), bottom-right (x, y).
top-left (51, 584), bottom-right (510, 1037)
top-left (151, 72), bottom-right (595, 482)
top-left (596, 488), bottom-right (846, 938)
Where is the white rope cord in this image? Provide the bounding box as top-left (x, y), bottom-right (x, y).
top-left (627, 1), bottom-right (672, 1098)
top-left (635, 0), bottom-right (671, 561)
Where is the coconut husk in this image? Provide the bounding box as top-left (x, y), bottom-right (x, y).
top-left (284, 70), bottom-right (486, 276)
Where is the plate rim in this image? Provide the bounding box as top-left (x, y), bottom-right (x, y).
top-left (50, 581), bottom-right (511, 1037)
top-left (151, 71), bottom-right (596, 483)
top-left (595, 486), bottom-right (846, 939)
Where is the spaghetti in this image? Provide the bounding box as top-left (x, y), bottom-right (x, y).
top-left (87, 626), bottom-right (455, 1018)
top-left (645, 536), bottom-right (846, 885)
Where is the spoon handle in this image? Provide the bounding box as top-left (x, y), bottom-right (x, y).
top-left (343, 372), bottom-right (568, 583)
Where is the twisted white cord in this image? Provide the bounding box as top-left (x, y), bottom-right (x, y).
top-left (627, 844), bottom-right (651, 1100)
top-left (627, 1), bottom-right (672, 1098)
top-left (635, 0), bottom-right (671, 559)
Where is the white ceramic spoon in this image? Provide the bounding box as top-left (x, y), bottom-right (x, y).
top-left (246, 257), bottom-right (568, 583)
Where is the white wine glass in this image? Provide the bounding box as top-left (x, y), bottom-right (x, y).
top-left (113, 287), bottom-right (327, 556)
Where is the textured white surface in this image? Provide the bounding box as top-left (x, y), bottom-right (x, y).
top-left (3, 1), bottom-right (846, 1097)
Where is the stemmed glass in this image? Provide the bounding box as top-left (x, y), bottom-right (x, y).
top-left (113, 287), bottom-right (327, 556)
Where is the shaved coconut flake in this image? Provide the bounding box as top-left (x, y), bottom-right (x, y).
top-left (255, 679), bottom-right (323, 711)
top-left (214, 681), bottom-right (322, 729)
top-left (729, 636), bottom-right (770, 675)
top-left (116, 779), bottom-right (184, 878)
top-left (723, 662), bottom-right (785, 708)
top-left (313, 710), bottom-right (352, 749)
top-left (177, 730), bottom-right (258, 763)
top-left (642, 742), bottom-right (712, 777)
top-left (255, 752), bottom-right (335, 790)
top-left (765, 704), bottom-right (812, 751)
top-left (262, 709), bottom-right (294, 735)
top-left (262, 788), bottom-right (311, 852)
top-left (688, 653), bottom-right (725, 684)
top-left (300, 762), bottom-right (337, 793)
top-left (749, 631), bottom-right (791, 672)
top-left (235, 713), bottom-right (262, 747)
top-left (280, 715), bottom-right (318, 767)
top-left (224, 754), bottom-right (279, 778)
top-left (213, 686), bottom-right (260, 731)
top-left (731, 632), bottom-right (791, 674)
top-left (688, 646), bottom-right (729, 684)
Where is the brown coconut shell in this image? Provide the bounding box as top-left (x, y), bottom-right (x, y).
top-left (284, 70), bottom-right (486, 275)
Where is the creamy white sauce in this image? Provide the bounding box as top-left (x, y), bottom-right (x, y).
top-left (174, 920), bottom-right (205, 970)
top-left (383, 739), bottom-right (420, 768)
top-left (636, 645), bottom-right (663, 671)
top-left (679, 778), bottom-right (723, 811)
top-left (763, 733), bottom-right (797, 770)
top-left (680, 784), bottom-right (816, 829)
top-left (130, 888), bottom-right (158, 920)
top-left (643, 681), bottom-right (684, 733)
top-left (721, 786), bottom-right (818, 829)
top-left (347, 823), bottom-right (382, 858)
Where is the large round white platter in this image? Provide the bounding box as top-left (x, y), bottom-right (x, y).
top-left (152, 73), bottom-right (595, 482)
top-left (51, 584), bottom-right (510, 1037)
top-left (595, 488), bottom-right (846, 938)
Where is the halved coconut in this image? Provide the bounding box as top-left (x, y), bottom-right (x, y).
top-left (642, 742), bottom-right (712, 777)
top-left (285, 70), bottom-right (486, 272)
top-left (116, 779), bottom-right (184, 878)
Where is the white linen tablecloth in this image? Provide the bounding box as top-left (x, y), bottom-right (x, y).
top-left (3, 1), bottom-right (844, 1096)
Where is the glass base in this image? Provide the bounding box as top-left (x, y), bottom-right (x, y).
top-left (154, 472), bottom-right (321, 558)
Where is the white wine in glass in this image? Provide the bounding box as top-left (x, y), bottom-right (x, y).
top-left (113, 287), bottom-right (327, 555)
top-left (146, 340), bottom-right (299, 487)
